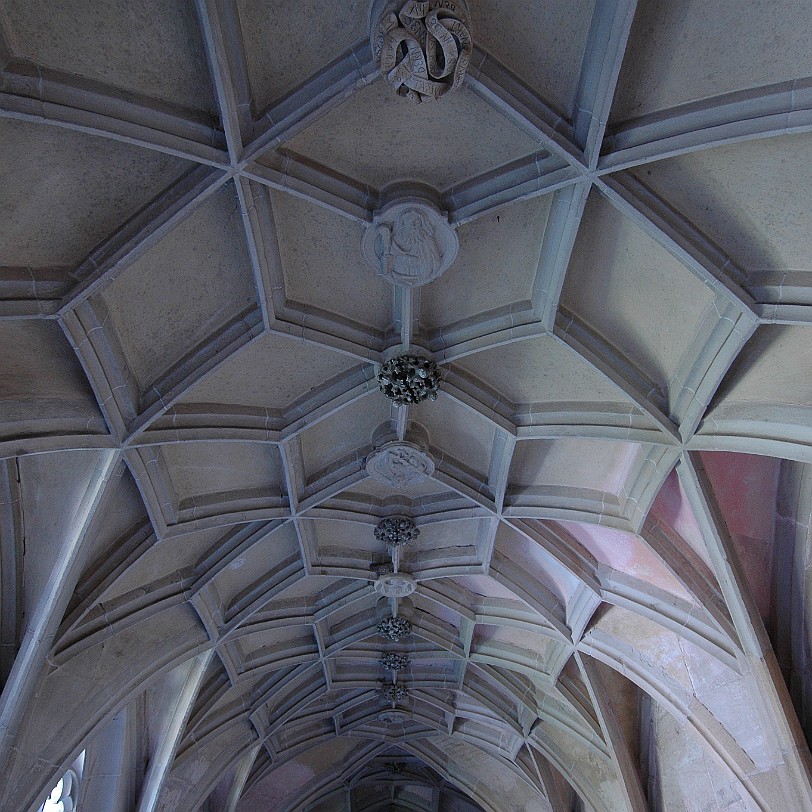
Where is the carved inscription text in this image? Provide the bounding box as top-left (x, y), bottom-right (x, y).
top-left (371, 0), bottom-right (472, 103)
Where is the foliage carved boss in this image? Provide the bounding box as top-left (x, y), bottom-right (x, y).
top-left (377, 355), bottom-right (441, 405)
top-left (370, 0), bottom-right (473, 103)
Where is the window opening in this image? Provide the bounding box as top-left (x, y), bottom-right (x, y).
top-left (38, 751), bottom-right (85, 812)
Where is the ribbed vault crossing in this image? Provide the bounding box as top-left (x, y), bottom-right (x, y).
top-left (0, 1), bottom-right (811, 810)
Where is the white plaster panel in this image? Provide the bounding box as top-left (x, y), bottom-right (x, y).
top-left (78, 466), bottom-right (149, 571)
top-left (563, 192), bottom-right (714, 388)
top-left (453, 574), bottom-right (524, 602)
top-left (412, 395), bottom-right (495, 479)
top-left (612, 0), bottom-right (812, 122)
top-left (0, 0), bottom-right (217, 112)
top-left (207, 521), bottom-right (299, 608)
top-left (648, 470), bottom-right (714, 570)
top-left (0, 321), bottom-right (102, 431)
top-left (101, 184), bottom-right (258, 390)
top-left (473, 0), bottom-right (596, 116)
top-left (434, 736), bottom-right (554, 812)
top-left (495, 522), bottom-right (579, 605)
top-left (634, 134), bottom-right (812, 272)
top-left (559, 520), bottom-right (694, 602)
top-left (99, 527), bottom-right (223, 603)
top-left (237, 625), bottom-right (315, 659)
top-left (272, 190), bottom-right (392, 330)
top-left (0, 118), bottom-right (189, 267)
top-left (677, 636), bottom-right (772, 769)
top-left (308, 517), bottom-right (381, 559)
top-left (286, 81), bottom-right (540, 189)
top-left (421, 195), bottom-right (551, 330)
top-left (299, 394), bottom-right (390, 479)
top-left (456, 336), bottom-right (632, 407)
top-left (179, 331), bottom-right (359, 410)
top-left (159, 440), bottom-right (284, 505)
top-left (402, 518), bottom-right (484, 565)
top-left (472, 623), bottom-right (557, 661)
top-left (235, 739), bottom-right (358, 811)
top-left (510, 438), bottom-right (641, 495)
top-left (18, 449), bottom-right (108, 623)
top-left (648, 699), bottom-right (752, 811)
top-left (237, 0), bottom-right (368, 111)
top-left (713, 325), bottom-right (812, 409)
top-left (593, 606), bottom-right (696, 695)
top-left (272, 573), bottom-right (343, 602)
top-left (347, 476), bottom-right (450, 501)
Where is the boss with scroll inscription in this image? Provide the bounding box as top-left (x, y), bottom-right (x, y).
top-left (370, 0), bottom-right (473, 103)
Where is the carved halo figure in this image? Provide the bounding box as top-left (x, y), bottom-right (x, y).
top-left (361, 199), bottom-right (459, 288)
top-left (376, 207), bottom-right (442, 285)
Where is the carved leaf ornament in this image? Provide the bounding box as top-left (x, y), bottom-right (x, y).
top-left (372, 0), bottom-right (472, 103)
top-left (378, 355), bottom-right (441, 405)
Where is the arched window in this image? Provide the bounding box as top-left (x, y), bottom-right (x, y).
top-left (38, 751), bottom-right (84, 812)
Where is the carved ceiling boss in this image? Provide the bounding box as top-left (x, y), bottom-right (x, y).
top-left (366, 441), bottom-right (436, 488)
top-left (370, 0), bottom-right (473, 103)
top-left (361, 200), bottom-right (458, 287)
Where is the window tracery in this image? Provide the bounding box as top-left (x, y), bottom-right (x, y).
top-left (38, 751), bottom-right (84, 812)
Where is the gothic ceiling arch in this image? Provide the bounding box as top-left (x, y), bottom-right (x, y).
top-left (0, 1), bottom-right (811, 811)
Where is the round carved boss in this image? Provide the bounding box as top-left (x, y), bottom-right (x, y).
top-left (380, 652), bottom-right (410, 670)
top-left (380, 682), bottom-right (410, 702)
top-left (366, 442), bottom-right (436, 489)
top-left (378, 615), bottom-right (412, 641)
top-left (370, 0), bottom-right (473, 103)
top-left (374, 515), bottom-right (420, 547)
top-left (374, 571), bottom-right (417, 598)
top-left (361, 201), bottom-right (458, 287)
top-left (377, 355), bottom-right (441, 406)
top-left (380, 711), bottom-right (411, 725)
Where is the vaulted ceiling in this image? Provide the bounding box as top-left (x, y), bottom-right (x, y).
top-left (1, 1), bottom-right (811, 811)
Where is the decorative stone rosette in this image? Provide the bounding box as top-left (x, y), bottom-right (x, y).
top-left (380, 681), bottom-right (410, 702)
top-left (361, 200), bottom-right (458, 287)
top-left (384, 760), bottom-right (407, 772)
top-left (378, 615), bottom-right (412, 641)
top-left (380, 652), bottom-right (411, 670)
top-left (375, 516), bottom-right (420, 547)
top-left (378, 355), bottom-right (441, 405)
top-left (371, 0), bottom-right (473, 103)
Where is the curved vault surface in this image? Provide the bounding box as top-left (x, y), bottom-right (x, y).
top-left (0, 1), bottom-right (811, 811)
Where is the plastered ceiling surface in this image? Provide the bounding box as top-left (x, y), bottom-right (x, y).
top-left (0, 1), bottom-right (811, 811)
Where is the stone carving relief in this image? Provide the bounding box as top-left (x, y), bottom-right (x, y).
top-left (379, 711), bottom-right (411, 725)
top-left (378, 615), bottom-right (412, 641)
top-left (380, 682), bottom-right (410, 702)
top-left (374, 515), bottom-right (420, 547)
top-left (366, 441), bottom-right (436, 488)
top-left (378, 354), bottom-right (441, 405)
top-left (361, 201), bottom-right (458, 287)
top-left (380, 652), bottom-right (410, 670)
top-left (375, 571), bottom-right (417, 597)
top-left (371, 0), bottom-right (473, 103)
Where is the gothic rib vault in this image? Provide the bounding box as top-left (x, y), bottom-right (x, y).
top-left (0, 1), bottom-right (811, 810)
